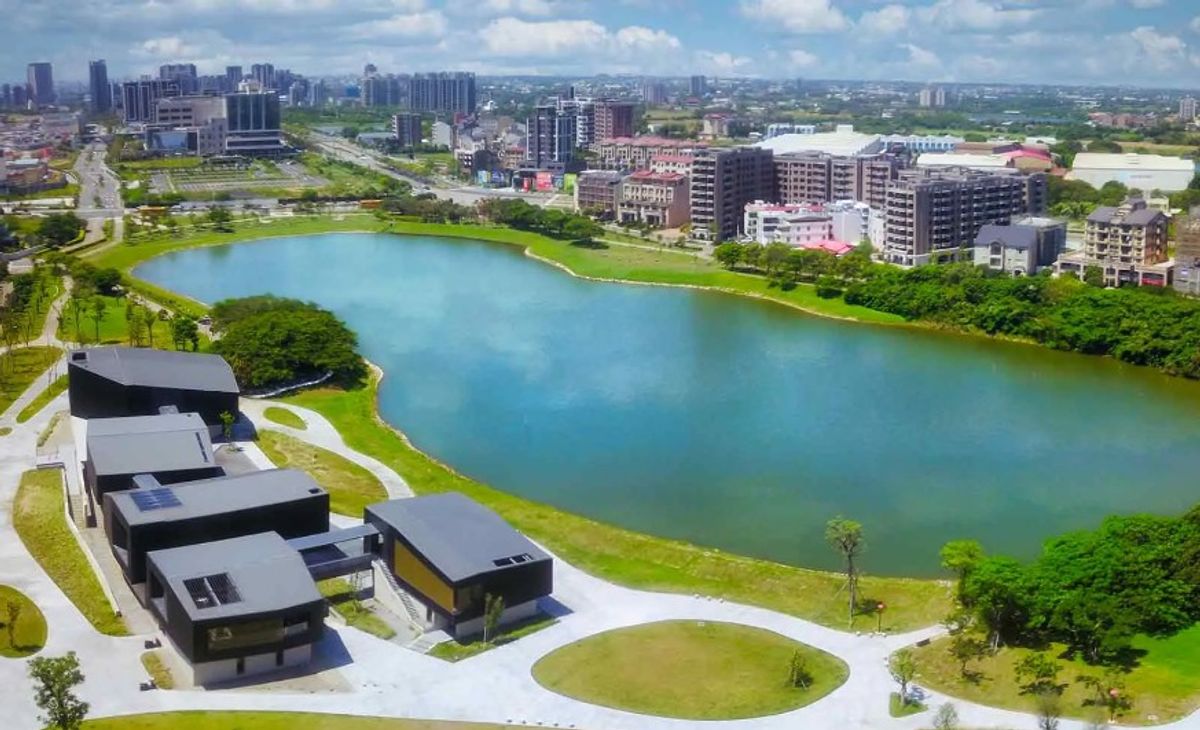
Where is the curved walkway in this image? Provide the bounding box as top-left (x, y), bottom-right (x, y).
top-left (0, 395), bottom-right (1192, 730)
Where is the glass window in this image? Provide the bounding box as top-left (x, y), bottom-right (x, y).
top-left (207, 618), bottom-right (284, 652)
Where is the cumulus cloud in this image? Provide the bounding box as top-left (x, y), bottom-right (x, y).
top-left (694, 51), bottom-right (754, 75)
top-left (348, 10), bottom-right (448, 40)
top-left (478, 17), bottom-right (680, 61)
top-left (739, 0), bottom-right (850, 34)
top-left (917, 0), bottom-right (1040, 31)
top-left (858, 4), bottom-right (911, 36)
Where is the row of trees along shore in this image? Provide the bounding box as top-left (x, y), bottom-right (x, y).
top-left (714, 241), bottom-right (1200, 379)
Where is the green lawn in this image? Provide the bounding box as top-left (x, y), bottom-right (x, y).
top-left (0, 347), bottom-right (62, 415)
top-left (910, 626), bottom-right (1200, 725)
top-left (890, 692), bottom-right (927, 718)
top-left (16, 374), bottom-right (68, 423)
top-left (140, 651), bottom-right (174, 689)
top-left (283, 376), bottom-right (952, 633)
top-left (12, 470), bottom-right (126, 636)
top-left (263, 406), bottom-right (307, 430)
top-left (256, 431), bottom-right (387, 517)
top-left (532, 620), bottom-right (847, 720)
top-left (83, 714), bottom-right (505, 730)
top-left (57, 294), bottom-right (132, 345)
top-left (427, 614), bottom-right (557, 662)
top-left (317, 579), bottom-right (395, 640)
top-left (0, 584), bottom-right (48, 657)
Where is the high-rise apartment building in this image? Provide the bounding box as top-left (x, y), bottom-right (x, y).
top-left (689, 75), bottom-right (708, 97)
top-left (642, 81), bottom-right (668, 106)
top-left (26, 62), bottom-right (54, 106)
top-left (363, 75), bottom-right (408, 108)
top-left (1174, 207), bottom-right (1200, 295)
top-left (774, 152), bottom-right (902, 209)
top-left (1180, 97), bottom-right (1198, 123)
top-left (250, 63), bottom-right (276, 90)
top-left (690, 147), bottom-right (776, 241)
top-left (89, 60), bottom-right (111, 113)
top-left (1055, 198), bottom-right (1171, 287)
top-left (121, 79), bottom-right (181, 123)
top-left (392, 112), bottom-right (423, 148)
top-left (882, 167), bottom-right (1046, 266)
top-left (919, 86), bottom-right (946, 108)
top-left (225, 66), bottom-right (243, 91)
top-left (409, 72), bottom-right (476, 115)
top-left (593, 100), bottom-right (635, 144)
top-left (159, 63), bottom-right (198, 94)
top-left (525, 103), bottom-right (575, 169)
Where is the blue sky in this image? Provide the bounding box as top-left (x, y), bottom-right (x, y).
top-left (1, 0), bottom-right (1198, 88)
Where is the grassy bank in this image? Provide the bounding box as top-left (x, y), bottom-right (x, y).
top-left (910, 626), bottom-right (1200, 724)
top-left (0, 584), bottom-right (48, 658)
top-left (0, 347), bottom-right (62, 415)
top-left (12, 470), bottom-right (126, 636)
top-left (285, 376), bottom-right (952, 633)
top-left (532, 620), bottom-right (848, 720)
top-left (428, 615), bottom-right (557, 663)
top-left (317, 579), bottom-right (395, 640)
top-left (256, 431), bottom-right (387, 517)
top-left (16, 374), bottom-right (68, 423)
top-left (83, 714), bottom-right (505, 730)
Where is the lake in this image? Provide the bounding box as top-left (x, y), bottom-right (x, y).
top-left (135, 233), bottom-right (1200, 575)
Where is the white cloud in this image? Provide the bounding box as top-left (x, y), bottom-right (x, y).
top-left (1129, 25), bottom-right (1187, 71)
top-left (695, 51), bottom-right (753, 75)
top-left (739, 0), bottom-right (850, 34)
top-left (858, 4), bottom-right (910, 36)
top-left (349, 11), bottom-right (447, 40)
top-left (477, 17), bottom-right (680, 60)
top-left (788, 49), bottom-right (819, 68)
top-left (917, 0), bottom-right (1040, 31)
top-left (903, 43), bottom-right (941, 69)
top-left (448, 0), bottom-right (564, 16)
top-left (1191, 16), bottom-right (1200, 34)
top-left (1129, 0), bottom-right (1165, 8)
top-left (137, 36), bottom-right (200, 58)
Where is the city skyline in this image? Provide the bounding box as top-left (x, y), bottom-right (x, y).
top-left (1, 0), bottom-right (1199, 88)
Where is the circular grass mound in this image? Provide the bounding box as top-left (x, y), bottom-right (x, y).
top-left (0, 585), bottom-right (48, 658)
top-left (531, 620), bottom-right (847, 720)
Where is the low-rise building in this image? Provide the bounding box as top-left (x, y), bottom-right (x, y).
top-left (617, 171), bottom-right (690, 229)
top-left (1174, 207), bottom-right (1200, 295)
top-left (145, 531), bottom-right (326, 685)
top-left (649, 153), bottom-right (694, 177)
top-left (575, 170), bottom-right (623, 216)
top-left (594, 136), bottom-right (704, 171)
top-left (1067, 153), bottom-right (1195, 194)
top-left (973, 217), bottom-right (1066, 275)
top-left (84, 412), bottom-right (224, 503)
top-left (743, 203), bottom-right (834, 247)
top-left (1055, 198), bottom-right (1172, 287)
top-left (365, 493), bottom-right (553, 638)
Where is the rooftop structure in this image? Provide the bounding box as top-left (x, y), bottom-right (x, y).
top-left (84, 412), bottom-right (223, 501)
top-left (1067, 153), bottom-right (1195, 193)
top-left (755, 125), bottom-right (883, 158)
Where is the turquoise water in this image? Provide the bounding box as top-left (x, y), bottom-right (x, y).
top-left (136, 233), bottom-right (1200, 576)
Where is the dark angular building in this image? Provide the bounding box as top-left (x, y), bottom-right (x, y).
top-left (84, 412), bottom-right (224, 502)
top-left (365, 493), bottom-right (552, 638)
top-left (146, 531), bottom-right (326, 684)
top-left (104, 469), bottom-right (329, 586)
top-left (68, 347), bottom-right (239, 426)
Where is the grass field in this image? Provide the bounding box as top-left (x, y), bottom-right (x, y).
top-left (83, 714), bottom-right (505, 730)
top-left (0, 584), bottom-right (48, 658)
top-left (16, 374), bottom-right (68, 423)
top-left (532, 620), bottom-right (847, 719)
top-left (427, 614), bottom-right (557, 662)
top-left (890, 693), bottom-right (927, 717)
top-left (0, 347), bottom-right (62, 415)
top-left (284, 376), bottom-right (952, 633)
top-left (317, 579), bottom-right (395, 640)
top-left (910, 626), bottom-right (1200, 725)
top-left (264, 406), bottom-right (307, 430)
top-left (58, 294), bottom-right (132, 345)
top-left (256, 431), bottom-right (387, 517)
top-left (140, 651), bottom-right (175, 689)
top-left (12, 470), bottom-right (126, 635)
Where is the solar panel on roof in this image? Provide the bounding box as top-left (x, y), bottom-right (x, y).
top-left (130, 487), bottom-right (182, 512)
top-left (183, 573), bottom-right (242, 609)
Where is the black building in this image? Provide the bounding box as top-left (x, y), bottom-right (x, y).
top-left (104, 468), bottom-right (329, 585)
top-left (365, 493), bottom-right (553, 637)
top-left (224, 92), bottom-right (284, 156)
top-left (146, 531), bottom-right (326, 685)
top-left (84, 412), bottom-right (223, 502)
top-left (89, 60), bottom-right (111, 113)
top-left (120, 79), bottom-right (181, 124)
top-left (68, 347), bottom-right (239, 426)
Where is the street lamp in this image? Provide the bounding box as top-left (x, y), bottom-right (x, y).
top-left (877, 602), bottom-right (886, 633)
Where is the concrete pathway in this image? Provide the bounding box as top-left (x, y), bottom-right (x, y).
top-left (0, 397), bottom-right (1195, 730)
top-left (239, 398), bottom-right (412, 498)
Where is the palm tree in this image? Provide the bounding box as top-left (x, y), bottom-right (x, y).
top-left (88, 297), bottom-right (107, 343)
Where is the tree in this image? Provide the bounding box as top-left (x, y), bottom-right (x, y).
top-left (1035, 690), bottom-right (1062, 730)
top-left (36, 213), bottom-right (85, 247)
top-left (888, 648), bottom-right (918, 706)
top-left (5, 599), bottom-right (21, 648)
top-left (206, 206), bottom-right (232, 231)
top-left (825, 517), bottom-right (864, 627)
top-left (714, 243), bottom-right (743, 270)
top-left (67, 293), bottom-right (85, 342)
top-left (787, 650), bottom-right (813, 689)
top-left (1083, 265), bottom-right (1105, 288)
top-left (142, 308), bottom-right (158, 348)
top-left (940, 539), bottom-right (985, 602)
top-left (170, 314), bottom-right (199, 351)
top-left (1014, 653), bottom-right (1062, 697)
top-left (88, 297), bottom-right (106, 343)
top-left (948, 633), bottom-right (985, 679)
top-left (1077, 673), bottom-right (1132, 722)
top-left (932, 702), bottom-right (959, 730)
top-left (483, 593), bottom-right (505, 644)
top-left (28, 652), bottom-right (89, 730)
top-left (219, 411), bottom-right (235, 442)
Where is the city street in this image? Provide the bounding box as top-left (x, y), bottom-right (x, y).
top-left (73, 140), bottom-right (124, 218)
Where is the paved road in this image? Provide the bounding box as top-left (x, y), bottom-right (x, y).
top-left (73, 141), bottom-right (124, 219)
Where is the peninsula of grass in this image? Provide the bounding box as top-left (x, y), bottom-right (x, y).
top-left (256, 431), bottom-right (387, 517)
top-left (317, 579), bottom-right (395, 640)
top-left (0, 584), bottom-right (48, 657)
top-left (0, 347), bottom-right (61, 415)
top-left (139, 651), bottom-right (175, 689)
top-left (284, 375), bottom-right (953, 633)
top-left (889, 693), bottom-right (927, 717)
top-left (263, 405), bottom-right (307, 430)
top-left (82, 714), bottom-right (506, 730)
top-left (910, 625), bottom-right (1200, 725)
top-left (12, 470), bottom-right (126, 636)
top-left (16, 374), bottom-right (68, 423)
top-left (428, 614), bottom-right (557, 663)
top-left (532, 620), bottom-right (847, 720)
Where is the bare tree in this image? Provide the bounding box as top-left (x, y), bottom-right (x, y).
top-left (825, 516), bottom-right (865, 626)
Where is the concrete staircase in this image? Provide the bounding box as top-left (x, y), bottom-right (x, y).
top-left (372, 559), bottom-right (424, 628)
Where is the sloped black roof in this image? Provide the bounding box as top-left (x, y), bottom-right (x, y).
top-left (69, 347), bottom-right (238, 394)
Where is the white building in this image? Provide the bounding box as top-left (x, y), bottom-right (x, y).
top-left (916, 152), bottom-right (1011, 172)
top-left (432, 121), bottom-right (454, 149)
top-left (1180, 97), bottom-right (1197, 123)
top-left (754, 125), bottom-right (883, 157)
top-left (743, 202), bottom-right (834, 246)
top-left (1067, 153), bottom-right (1196, 193)
top-left (765, 123), bottom-right (815, 139)
top-left (826, 200), bottom-right (871, 245)
top-left (881, 134), bottom-right (964, 153)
